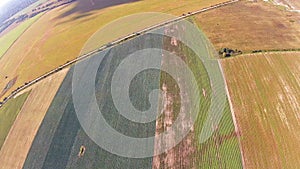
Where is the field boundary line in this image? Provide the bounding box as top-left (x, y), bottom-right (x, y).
top-left (247, 50), bottom-right (300, 55)
top-left (0, 13), bottom-right (45, 62)
top-left (0, 0), bottom-right (240, 108)
top-left (226, 50), bottom-right (300, 59)
top-left (0, 91), bottom-right (30, 153)
top-left (218, 60), bottom-right (246, 169)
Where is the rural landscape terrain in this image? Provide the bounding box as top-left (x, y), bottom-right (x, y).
top-left (0, 0), bottom-right (299, 168)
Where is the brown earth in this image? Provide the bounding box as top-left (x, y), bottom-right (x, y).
top-left (196, 0), bottom-right (300, 52)
top-left (221, 52), bottom-right (300, 168)
top-left (152, 83), bottom-right (196, 169)
top-left (152, 25), bottom-right (197, 169)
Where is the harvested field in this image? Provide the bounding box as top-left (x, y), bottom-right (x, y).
top-left (0, 0), bottom-right (228, 100)
top-left (196, 1), bottom-right (300, 52)
top-left (0, 91), bottom-right (30, 149)
top-left (221, 52), bottom-right (300, 168)
top-left (0, 68), bottom-right (69, 169)
top-left (0, 14), bottom-right (41, 59)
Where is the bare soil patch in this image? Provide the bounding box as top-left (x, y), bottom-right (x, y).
top-left (0, 76), bottom-right (17, 98)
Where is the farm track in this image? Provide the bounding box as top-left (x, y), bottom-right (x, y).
top-left (0, 0), bottom-right (240, 108)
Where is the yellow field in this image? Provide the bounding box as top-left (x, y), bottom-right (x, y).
top-left (0, 0), bottom-right (228, 100)
top-left (221, 52), bottom-right (300, 168)
top-left (196, 1), bottom-right (300, 52)
top-left (0, 68), bottom-right (69, 169)
top-left (0, 14), bottom-right (41, 59)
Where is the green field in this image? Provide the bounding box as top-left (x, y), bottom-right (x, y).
top-left (0, 14), bottom-right (41, 59)
top-left (151, 24), bottom-right (242, 168)
top-left (186, 50), bottom-right (242, 168)
top-left (0, 92), bottom-right (30, 149)
top-left (194, 100), bottom-right (242, 168)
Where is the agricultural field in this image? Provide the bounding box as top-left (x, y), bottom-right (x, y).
top-left (0, 22), bottom-right (21, 37)
top-left (152, 24), bottom-right (242, 169)
top-left (221, 52), bottom-right (300, 168)
top-left (24, 34), bottom-right (162, 169)
top-left (10, 0), bottom-right (48, 19)
top-left (0, 14), bottom-right (41, 59)
top-left (23, 20), bottom-right (242, 168)
top-left (196, 0), bottom-right (300, 52)
top-left (272, 0), bottom-right (300, 11)
top-left (2, 0), bottom-right (299, 169)
top-left (0, 91), bottom-right (30, 149)
top-left (0, 0), bottom-right (228, 100)
top-left (0, 68), bottom-right (69, 169)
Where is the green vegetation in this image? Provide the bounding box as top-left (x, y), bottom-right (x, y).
top-left (195, 100), bottom-right (242, 168)
top-left (0, 14), bottom-right (41, 59)
top-left (0, 91), bottom-right (30, 148)
top-left (176, 36), bottom-right (242, 168)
